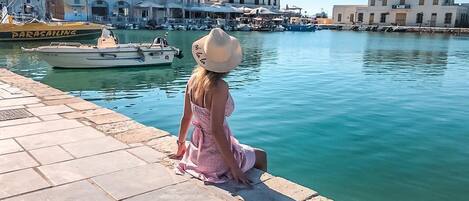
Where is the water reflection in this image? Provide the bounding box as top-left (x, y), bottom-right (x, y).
top-left (362, 33), bottom-right (449, 79)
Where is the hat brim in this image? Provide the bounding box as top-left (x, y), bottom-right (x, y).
top-left (192, 35), bottom-right (242, 73)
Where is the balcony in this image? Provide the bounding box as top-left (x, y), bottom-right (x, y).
top-left (392, 4), bottom-right (411, 9)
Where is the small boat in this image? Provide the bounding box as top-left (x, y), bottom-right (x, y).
top-left (1, 7), bottom-right (104, 41)
top-left (287, 17), bottom-right (317, 32)
top-left (286, 24), bottom-right (316, 32)
top-left (22, 29), bottom-right (183, 68)
top-left (236, 23), bottom-right (252, 31)
top-left (272, 25), bottom-right (285, 32)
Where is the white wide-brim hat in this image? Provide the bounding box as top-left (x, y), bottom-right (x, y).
top-left (192, 28), bottom-right (242, 73)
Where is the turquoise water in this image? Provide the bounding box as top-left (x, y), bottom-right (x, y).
top-left (2, 30), bottom-right (469, 201)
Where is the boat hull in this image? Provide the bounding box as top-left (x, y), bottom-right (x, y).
top-left (286, 25), bottom-right (317, 32)
top-left (0, 23), bottom-right (103, 41)
top-left (35, 47), bottom-right (176, 68)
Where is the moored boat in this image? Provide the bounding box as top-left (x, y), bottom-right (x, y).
top-left (22, 29), bottom-right (183, 68)
top-left (0, 8), bottom-right (104, 41)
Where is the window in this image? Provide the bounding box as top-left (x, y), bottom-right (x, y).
top-left (74, 0), bottom-right (80, 4)
top-left (268, 0), bottom-right (271, 5)
top-left (240, 0), bottom-right (244, 4)
top-left (382, 0), bottom-right (387, 6)
top-left (380, 13), bottom-right (387, 23)
top-left (142, 10), bottom-right (148, 18)
top-left (338, 13), bottom-right (342, 22)
top-left (433, 0), bottom-right (439, 5)
top-left (400, 0), bottom-right (405, 4)
top-left (358, 13), bottom-right (364, 22)
top-left (416, 13), bottom-right (423, 23)
top-left (273, 0), bottom-right (276, 6)
top-left (255, 0), bottom-right (259, 5)
top-left (369, 13), bottom-right (375, 24)
top-left (419, 0), bottom-right (425, 5)
top-left (370, 0), bottom-right (375, 6)
top-left (350, 13), bottom-right (354, 22)
top-left (445, 13), bottom-right (452, 24)
top-left (229, 0), bottom-right (233, 3)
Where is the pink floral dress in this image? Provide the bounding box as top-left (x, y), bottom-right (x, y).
top-left (176, 89), bottom-right (256, 183)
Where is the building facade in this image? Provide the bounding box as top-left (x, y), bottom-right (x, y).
top-left (333, 0), bottom-right (469, 27)
top-left (2, 0), bottom-right (47, 19)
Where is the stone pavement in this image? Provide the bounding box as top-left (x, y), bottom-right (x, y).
top-left (0, 68), bottom-right (332, 201)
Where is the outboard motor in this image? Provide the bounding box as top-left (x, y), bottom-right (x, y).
top-left (175, 50), bottom-right (184, 59)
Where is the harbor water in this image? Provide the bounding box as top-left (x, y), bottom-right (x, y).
top-left (1, 30), bottom-right (469, 201)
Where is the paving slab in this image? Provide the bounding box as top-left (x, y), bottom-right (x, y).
top-left (66, 101), bottom-right (100, 111)
top-left (237, 177), bottom-right (318, 201)
top-left (95, 120), bottom-right (145, 135)
top-left (147, 135), bottom-right (178, 155)
top-left (26, 105), bottom-right (73, 116)
top-left (0, 139), bottom-right (23, 155)
top-left (3, 181), bottom-right (114, 201)
top-left (115, 127), bottom-right (169, 144)
top-left (92, 163), bottom-right (188, 200)
top-left (62, 108), bottom-right (113, 119)
top-left (38, 114), bottom-right (63, 121)
top-left (127, 146), bottom-right (165, 163)
top-left (0, 97), bottom-right (40, 107)
top-left (16, 126), bottom-right (105, 150)
top-left (39, 150), bottom-right (146, 185)
top-left (0, 152), bottom-right (38, 173)
top-left (124, 181), bottom-right (234, 201)
top-left (0, 168), bottom-right (51, 199)
top-left (30, 146), bottom-right (74, 165)
top-left (42, 94), bottom-right (74, 100)
top-left (43, 97), bottom-right (83, 106)
top-left (0, 116), bottom-right (40, 128)
top-left (0, 119), bottom-right (84, 139)
top-left (61, 136), bottom-right (129, 158)
top-left (0, 105), bottom-right (25, 111)
top-left (25, 103), bottom-right (46, 108)
top-left (86, 112), bottom-right (131, 125)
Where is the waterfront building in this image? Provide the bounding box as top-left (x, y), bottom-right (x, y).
top-left (333, 0), bottom-right (469, 27)
top-left (2, 0), bottom-right (46, 20)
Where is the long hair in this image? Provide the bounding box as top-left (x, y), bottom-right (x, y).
top-left (190, 66), bottom-right (228, 103)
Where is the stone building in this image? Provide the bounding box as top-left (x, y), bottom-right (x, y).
top-left (333, 0), bottom-right (469, 27)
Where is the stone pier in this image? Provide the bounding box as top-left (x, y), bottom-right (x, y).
top-left (0, 68), bottom-right (331, 201)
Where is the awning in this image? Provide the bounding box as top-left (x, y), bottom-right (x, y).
top-left (134, 1), bottom-right (164, 8)
top-left (190, 4), bottom-right (242, 13)
top-left (249, 7), bottom-right (277, 15)
top-left (166, 2), bottom-right (183, 9)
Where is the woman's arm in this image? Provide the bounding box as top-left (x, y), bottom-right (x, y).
top-left (176, 84), bottom-right (193, 157)
top-left (210, 81), bottom-right (251, 185)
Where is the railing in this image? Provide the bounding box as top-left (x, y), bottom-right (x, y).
top-left (392, 4), bottom-right (411, 9)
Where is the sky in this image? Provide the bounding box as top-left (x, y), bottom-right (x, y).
top-left (282, 0), bottom-right (469, 17)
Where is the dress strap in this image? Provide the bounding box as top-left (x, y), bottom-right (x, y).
top-left (192, 120), bottom-right (205, 163)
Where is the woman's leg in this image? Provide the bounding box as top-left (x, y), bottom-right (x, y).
top-left (254, 148), bottom-right (267, 171)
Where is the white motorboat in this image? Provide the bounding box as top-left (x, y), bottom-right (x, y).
top-left (22, 29), bottom-right (183, 68)
top-left (236, 23), bottom-right (252, 31)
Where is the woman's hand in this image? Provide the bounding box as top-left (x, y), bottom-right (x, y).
top-left (175, 141), bottom-right (186, 159)
top-left (230, 167), bottom-right (251, 186)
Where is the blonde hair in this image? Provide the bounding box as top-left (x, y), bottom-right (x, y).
top-left (190, 66), bottom-right (228, 103)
